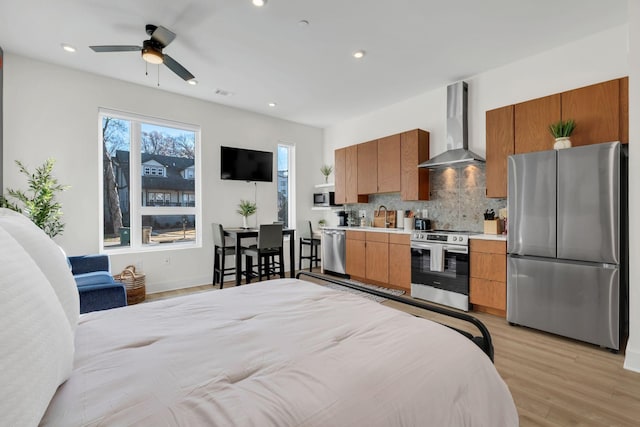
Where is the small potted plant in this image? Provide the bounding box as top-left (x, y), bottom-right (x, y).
top-left (318, 219), bottom-right (327, 228)
top-left (549, 119), bottom-right (576, 149)
top-left (237, 199), bottom-right (257, 229)
top-left (320, 164), bottom-right (333, 183)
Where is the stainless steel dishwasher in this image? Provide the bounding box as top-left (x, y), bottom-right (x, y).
top-left (323, 229), bottom-right (346, 275)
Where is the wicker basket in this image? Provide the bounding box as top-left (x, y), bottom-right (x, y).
top-left (114, 265), bottom-right (146, 305)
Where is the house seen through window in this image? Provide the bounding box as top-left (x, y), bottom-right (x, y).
top-left (100, 110), bottom-right (200, 250)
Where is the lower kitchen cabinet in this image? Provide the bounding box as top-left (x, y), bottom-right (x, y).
top-left (365, 232), bottom-right (389, 283)
top-left (346, 231), bottom-right (366, 278)
top-left (388, 234), bottom-right (411, 291)
top-left (470, 239), bottom-right (507, 317)
top-left (345, 230), bottom-right (410, 291)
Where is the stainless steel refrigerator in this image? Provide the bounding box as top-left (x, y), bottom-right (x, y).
top-left (507, 141), bottom-right (627, 350)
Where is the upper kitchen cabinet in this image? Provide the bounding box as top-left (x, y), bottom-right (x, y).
top-left (400, 129), bottom-right (430, 201)
top-left (377, 134), bottom-right (401, 193)
top-left (620, 77), bottom-right (629, 144)
top-left (334, 147), bottom-right (346, 204)
top-left (561, 79), bottom-right (622, 147)
top-left (357, 140), bottom-right (378, 195)
top-left (485, 106), bottom-right (514, 199)
top-left (335, 145), bottom-right (368, 205)
top-left (514, 94), bottom-right (561, 154)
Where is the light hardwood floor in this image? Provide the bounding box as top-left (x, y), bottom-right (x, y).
top-left (147, 274), bottom-right (640, 426)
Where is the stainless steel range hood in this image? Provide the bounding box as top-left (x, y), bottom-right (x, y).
top-left (419, 81), bottom-right (485, 169)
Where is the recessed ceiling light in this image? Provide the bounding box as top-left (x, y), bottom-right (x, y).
top-left (61, 43), bottom-right (76, 53)
top-left (187, 79), bottom-right (198, 86)
top-left (353, 50), bottom-right (365, 59)
top-left (252, 0), bottom-right (267, 6)
top-left (268, 102), bottom-right (277, 108)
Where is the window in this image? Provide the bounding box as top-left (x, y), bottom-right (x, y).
top-left (143, 165), bottom-right (165, 177)
top-left (277, 144), bottom-right (295, 227)
top-left (100, 109), bottom-right (200, 250)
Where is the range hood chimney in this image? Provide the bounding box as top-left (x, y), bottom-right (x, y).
top-left (418, 81), bottom-right (485, 169)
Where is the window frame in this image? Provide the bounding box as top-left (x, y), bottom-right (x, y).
top-left (277, 143), bottom-right (296, 229)
top-left (98, 108), bottom-right (202, 253)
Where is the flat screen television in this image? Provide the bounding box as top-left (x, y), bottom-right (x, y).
top-left (220, 146), bottom-right (273, 182)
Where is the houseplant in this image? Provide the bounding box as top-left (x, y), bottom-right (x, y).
top-left (2, 159), bottom-right (69, 238)
top-left (237, 199), bottom-right (257, 229)
top-left (320, 164), bottom-right (333, 183)
top-left (549, 119), bottom-right (576, 149)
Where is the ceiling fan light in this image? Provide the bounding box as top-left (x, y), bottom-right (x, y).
top-left (142, 47), bottom-right (163, 64)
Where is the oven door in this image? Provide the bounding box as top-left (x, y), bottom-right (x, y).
top-left (410, 241), bottom-right (470, 295)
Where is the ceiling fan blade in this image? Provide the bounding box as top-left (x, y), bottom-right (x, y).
top-left (151, 26), bottom-right (176, 48)
top-left (163, 54), bottom-right (195, 81)
top-left (90, 45), bottom-right (142, 53)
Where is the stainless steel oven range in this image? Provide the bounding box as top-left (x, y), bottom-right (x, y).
top-left (410, 230), bottom-right (473, 311)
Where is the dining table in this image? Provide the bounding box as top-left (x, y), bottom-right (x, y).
top-left (223, 227), bottom-right (296, 286)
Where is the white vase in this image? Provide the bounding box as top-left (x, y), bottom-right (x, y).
top-left (554, 137), bottom-right (572, 150)
top-left (242, 216), bottom-right (248, 229)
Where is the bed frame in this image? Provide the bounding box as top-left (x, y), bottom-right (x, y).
top-left (296, 271), bottom-right (495, 362)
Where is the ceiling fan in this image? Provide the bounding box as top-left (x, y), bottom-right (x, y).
top-left (90, 24), bottom-right (195, 81)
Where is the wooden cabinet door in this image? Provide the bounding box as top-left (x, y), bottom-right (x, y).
top-left (334, 148), bottom-right (346, 205)
top-left (345, 145), bottom-right (360, 203)
top-left (485, 105), bottom-right (514, 198)
top-left (346, 232), bottom-right (366, 278)
top-left (377, 134), bottom-right (401, 193)
top-left (515, 94), bottom-right (560, 154)
top-left (469, 239), bottom-right (507, 317)
top-left (388, 234), bottom-right (410, 291)
top-left (561, 79), bottom-right (620, 147)
top-left (357, 140), bottom-right (378, 195)
top-left (470, 278), bottom-right (506, 311)
top-left (365, 233), bottom-right (389, 283)
top-left (400, 129), bottom-right (430, 201)
top-left (470, 251), bottom-right (506, 282)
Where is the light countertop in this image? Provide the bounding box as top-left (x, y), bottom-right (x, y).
top-left (470, 233), bottom-right (507, 241)
top-left (321, 226), bottom-right (412, 235)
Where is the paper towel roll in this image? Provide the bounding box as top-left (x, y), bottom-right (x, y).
top-left (396, 210), bottom-right (404, 228)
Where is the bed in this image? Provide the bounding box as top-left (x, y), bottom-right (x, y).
top-left (0, 209), bottom-right (518, 426)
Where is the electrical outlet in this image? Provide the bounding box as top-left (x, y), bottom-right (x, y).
top-left (135, 260), bottom-right (143, 272)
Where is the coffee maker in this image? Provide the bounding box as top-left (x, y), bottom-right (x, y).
top-left (336, 210), bottom-right (348, 226)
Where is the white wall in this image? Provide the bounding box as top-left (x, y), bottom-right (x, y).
top-left (324, 24), bottom-right (638, 369)
top-left (324, 25), bottom-right (628, 159)
top-left (624, 1), bottom-right (640, 372)
top-left (3, 53), bottom-right (323, 292)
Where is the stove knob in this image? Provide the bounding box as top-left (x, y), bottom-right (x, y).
top-left (452, 236), bottom-right (458, 241)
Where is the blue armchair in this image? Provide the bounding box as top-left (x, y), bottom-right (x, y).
top-left (68, 255), bottom-right (127, 314)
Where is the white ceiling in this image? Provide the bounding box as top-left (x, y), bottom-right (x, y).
top-left (0, 0), bottom-right (629, 128)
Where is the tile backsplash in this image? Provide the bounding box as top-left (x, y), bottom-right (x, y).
top-left (346, 163), bottom-right (506, 232)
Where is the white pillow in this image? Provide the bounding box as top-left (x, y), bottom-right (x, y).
top-left (0, 226), bottom-right (75, 427)
top-left (0, 208), bottom-right (79, 332)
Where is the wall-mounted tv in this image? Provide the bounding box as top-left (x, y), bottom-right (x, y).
top-left (220, 146), bottom-right (273, 182)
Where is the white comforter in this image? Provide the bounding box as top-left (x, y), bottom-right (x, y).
top-left (42, 279), bottom-right (517, 426)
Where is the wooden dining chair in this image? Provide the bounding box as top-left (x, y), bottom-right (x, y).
top-left (244, 223), bottom-right (284, 283)
top-left (299, 221), bottom-right (321, 272)
top-left (212, 223), bottom-right (239, 288)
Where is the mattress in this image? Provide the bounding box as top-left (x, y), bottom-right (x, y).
top-left (41, 278), bottom-right (518, 426)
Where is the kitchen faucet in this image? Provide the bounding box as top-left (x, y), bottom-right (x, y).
top-left (376, 205), bottom-right (389, 228)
